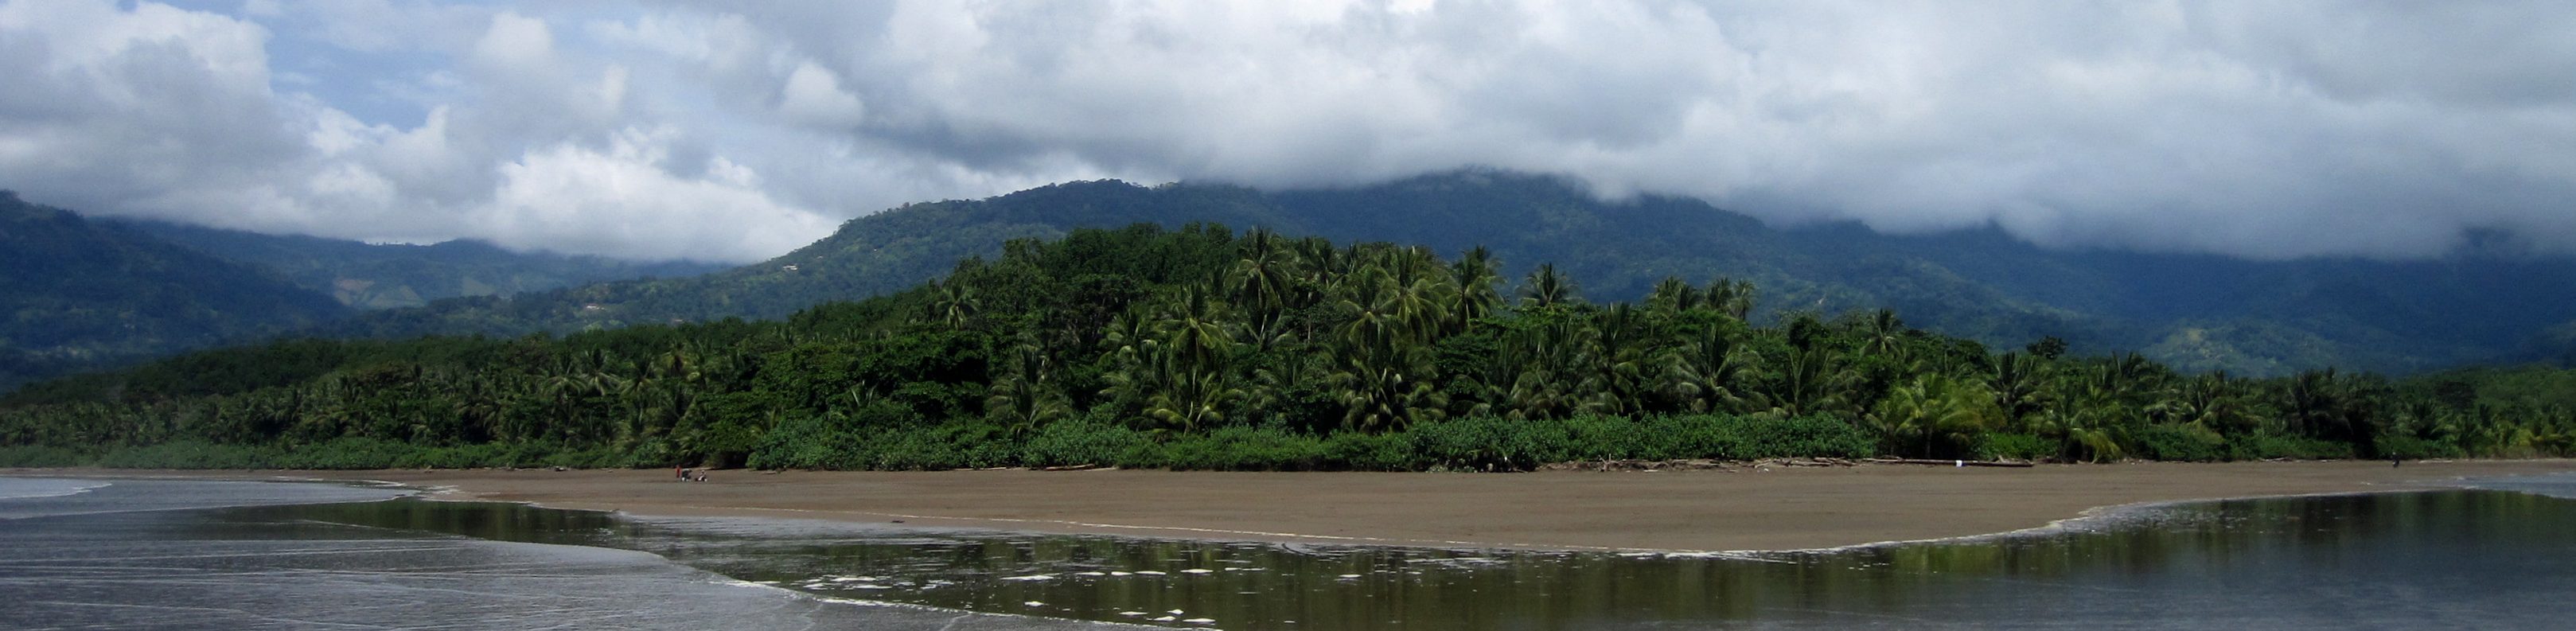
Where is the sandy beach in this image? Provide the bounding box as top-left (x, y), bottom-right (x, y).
top-left (23, 459), bottom-right (2576, 552)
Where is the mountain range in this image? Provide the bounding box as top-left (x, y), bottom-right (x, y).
top-left (1, 191), bottom-right (346, 389)
top-left (321, 171), bottom-right (2576, 376)
top-left (7, 171), bottom-right (2574, 392)
top-left (113, 219), bottom-right (723, 310)
top-left (0, 191), bottom-right (716, 389)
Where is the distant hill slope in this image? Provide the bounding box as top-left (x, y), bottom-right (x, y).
top-left (0, 191), bottom-right (349, 390)
top-left (325, 172), bottom-right (2576, 375)
top-left (115, 220), bottom-right (726, 310)
top-left (322, 182), bottom-right (1289, 338)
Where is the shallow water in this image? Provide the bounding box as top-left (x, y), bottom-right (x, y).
top-left (0, 478), bottom-right (1122, 630)
top-left (7, 473), bottom-right (2574, 629)
top-left (610, 484), bottom-right (2576, 629)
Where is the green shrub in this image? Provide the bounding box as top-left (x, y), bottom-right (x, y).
top-left (1158, 427), bottom-right (1327, 470)
top-left (1724, 414), bottom-right (1876, 459)
top-left (748, 413), bottom-right (871, 469)
top-left (92, 441), bottom-right (275, 469)
top-left (2225, 433), bottom-right (2357, 460)
top-left (1977, 433), bottom-right (2056, 461)
top-left (1322, 430), bottom-right (1417, 470)
top-left (1560, 415), bottom-right (1653, 461)
top-left (2136, 424), bottom-right (2227, 462)
top-left (1021, 417), bottom-right (1155, 467)
top-left (2375, 434), bottom-right (2465, 461)
top-left (267, 438), bottom-right (420, 469)
top-left (0, 445), bottom-right (90, 467)
top-left (1410, 416), bottom-right (1569, 471)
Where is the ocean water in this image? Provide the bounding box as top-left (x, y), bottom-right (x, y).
top-left (6, 473), bottom-right (2574, 630)
top-left (0, 477), bottom-right (1123, 630)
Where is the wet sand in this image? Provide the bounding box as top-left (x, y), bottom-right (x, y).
top-left (29, 459), bottom-right (2576, 552)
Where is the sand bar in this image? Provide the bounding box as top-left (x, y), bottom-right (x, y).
top-left (18, 459), bottom-right (2576, 552)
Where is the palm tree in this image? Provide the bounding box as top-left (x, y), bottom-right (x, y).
top-left (1156, 284), bottom-right (1234, 376)
top-left (987, 342), bottom-right (1070, 435)
top-left (1519, 263), bottom-right (1578, 308)
top-left (1579, 304), bottom-right (1653, 415)
top-left (1329, 349), bottom-right (1447, 431)
top-left (2148, 372), bottom-right (2247, 434)
top-left (1767, 345), bottom-right (1857, 419)
top-left (1859, 309), bottom-right (1907, 360)
top-left (1663, 326), bottom-right (1762, 414)
top-left (1869, 374), bottom-right (2004, 458)
top-left (1144, 362), bottom-right (1242, 432)
top-left (1705, 278), bottom-right (1757, 321)
top-left (926, 280), bottom-right (981, 329)
top-left (1447, 246), bottom-right (1504, 333)
top-left (1228, 229), bottom-right (1298, 318)
top-left (2039, 375), bottom-right (2131, 462)
top-left (1647, 276), bottom-right (1701, 314)
top-left (1988, 352), bottom-right (2049, 428)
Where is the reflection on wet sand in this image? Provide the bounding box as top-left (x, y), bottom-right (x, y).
top-left (273, 477), bottom-right (2576, 630)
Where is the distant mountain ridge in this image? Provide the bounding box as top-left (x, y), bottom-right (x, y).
top-left (0, 191), bottom-right (733, 391)
top-left (115, 220), bottom-right (727, 310)
top-left (322, 171), bottom-right (2576, 376)
top-left (0, 191), bottom-right (349, 389)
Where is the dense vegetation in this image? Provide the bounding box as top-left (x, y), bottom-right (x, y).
top-left (0, 192), bottom-right (349, 391)
top-left (119, 219), bottom-right (723, 310)
top-left (318, 172), bottom-right (2576, 377)
top-left (7, 225), bottom-right (2570, 471)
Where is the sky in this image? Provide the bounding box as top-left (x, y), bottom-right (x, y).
top-left (2, 1), bottom-right (2571, 263)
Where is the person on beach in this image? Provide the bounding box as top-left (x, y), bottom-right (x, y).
top-left (676, 465), bottom-right (688, 481)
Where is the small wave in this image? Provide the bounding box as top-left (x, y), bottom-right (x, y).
top-left (715, 577), bottom-right (1166, 629)
top-left (0, 477), bottom-right (112, 501)
top-left (2447, 470), bottom-right (2576, 501)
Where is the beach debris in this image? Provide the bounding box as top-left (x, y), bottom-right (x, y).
top-left (1862, 458), bottom-right (2035, 468)
top-left (1541, 457), bottom-right (1876, 471)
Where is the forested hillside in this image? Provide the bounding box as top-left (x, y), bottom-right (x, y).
top-left (119, 220), bottom-right (724, 310)
top-left (0, 192), bottom-right (349, 391)
top-left (6, 225), bottom-right (2568, 471)
top-left (326, 172), bottom-right (2576, 376)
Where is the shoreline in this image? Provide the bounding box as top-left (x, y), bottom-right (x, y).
top-left (13, 458), bottom-right (2576, 554)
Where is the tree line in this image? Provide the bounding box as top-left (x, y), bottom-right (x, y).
top-left (4, 223), bottom-right (2570, 470)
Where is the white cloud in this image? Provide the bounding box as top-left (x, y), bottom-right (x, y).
top-left (3, 0), bottom-right (2574, 262)
top-left (777, 60), bottom-right (864, 128)
top-left (483, 128), bottom-right (833, 261)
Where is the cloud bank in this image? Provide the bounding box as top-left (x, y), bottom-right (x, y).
top-left (2, 0), bottom-right (2570, 262)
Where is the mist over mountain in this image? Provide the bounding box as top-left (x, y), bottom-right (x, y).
top-left (0, 191), bottom-right (737, 391)
top-left (323, 171), bottom-right (2576, 376)
top-left (115, 220), bottom-right (726, 310)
